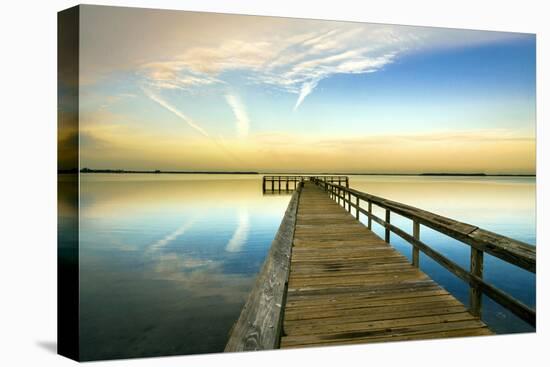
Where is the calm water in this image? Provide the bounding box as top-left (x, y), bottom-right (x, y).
top-left (69, 174), bottom-right (535, 360)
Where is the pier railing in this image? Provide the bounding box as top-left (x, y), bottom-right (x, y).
top-left (310, 178), bottom-right (536, 327)
top-left (262, 175), bottom-right (348, 193)
top-left (226, 182), bottom-right (304, 352)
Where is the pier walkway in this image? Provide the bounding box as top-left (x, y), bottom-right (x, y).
top-left (225, 176), bottom-right (535, 352)
top-left (281, 182), bottom-right (490, 348)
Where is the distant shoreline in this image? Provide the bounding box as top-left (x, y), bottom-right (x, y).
top-left (57, 168), bottom-right (535, 177)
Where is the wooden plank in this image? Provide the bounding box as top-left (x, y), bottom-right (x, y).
top-left (286, 279), bottom-right (439, 299)
top-left (284, 306), bottom-right (474, 336)
top-left (286, 316), bottom-right (487, 337)
top-left (224, 184), bottom-right (301, 352)
top-left (286, 289), bottom-right (451, 308)
top-left (284, 295), bottom-right (462, 318)
top-left (282, 328), bottom-right (492, 348)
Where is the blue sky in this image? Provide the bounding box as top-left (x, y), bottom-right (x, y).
top-left (76, 6), bottom-right (536, 173)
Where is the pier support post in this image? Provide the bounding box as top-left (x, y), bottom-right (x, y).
top-left (412, 220), bottom-right (420, 267)
top-left (385, 209), bottom-right (390, 243)
top-left (469, 248), bottom-right (484, 317)
top-left (367, 201), bottom-right (372, 229)
top-left (355, 196), bottom-right (359, 219)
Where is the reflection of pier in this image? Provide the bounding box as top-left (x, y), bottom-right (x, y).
top-left (226, 176), bottom-right (536, 351)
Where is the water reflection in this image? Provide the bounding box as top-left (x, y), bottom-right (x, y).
top-left (148, 218), bottom-right (197, 253)
top-left (79, 174), bottom-right (290, 360)
top-left (77, 174), bottom-right (535, 360)
top-left (226, 209), bottom-right (250, 252)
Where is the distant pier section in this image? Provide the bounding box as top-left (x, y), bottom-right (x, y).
top-left (226, 176), bottom-right (535, 352)
top-left (262, 175), bottom-right (349, 193)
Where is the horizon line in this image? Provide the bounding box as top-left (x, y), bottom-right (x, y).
top-left (58, 168), bottom-right (536, 177)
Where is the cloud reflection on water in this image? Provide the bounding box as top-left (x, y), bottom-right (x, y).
top-left (148, 217), bottom-right (197, 253)
top-left (225, 209), bottom-right (250, 253)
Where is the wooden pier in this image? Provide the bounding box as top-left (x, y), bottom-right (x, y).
top-left (262, 175), bottom-right (348, 193)
top-left (225, 176), bottom-right (536, 352)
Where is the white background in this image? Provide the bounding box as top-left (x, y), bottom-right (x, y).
top-left (0, 0), bottom-right (547, 366)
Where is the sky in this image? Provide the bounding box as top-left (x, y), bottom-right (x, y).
top-left (71, 5), bottom-right (536, 174)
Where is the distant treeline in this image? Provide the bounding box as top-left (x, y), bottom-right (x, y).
top-left (56, 168), bottom-right (535, 177)
top-left (419, 173), bottom-right (535, 177)
top-left (77, 168), bottom-right (259, 174)
top-left (261, 172), bottom-right (535, 177)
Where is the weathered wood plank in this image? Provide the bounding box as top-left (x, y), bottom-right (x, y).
top-left (284, 305), bottom-right (469, 330)
top-left (224, 184), bottom-right (302, 352)
top-left (281, 322), bottom-right (491, 348)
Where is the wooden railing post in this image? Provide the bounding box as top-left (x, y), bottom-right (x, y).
top-left (348, 191), bottom-right (351, 213)
top-left (367, 201), bottom-right (372, 229)
top-left (412, 220), bottom-right (420, 268)
top-left (385, 209), bottom-right (391, 243)
top-left (469, 247), bottom-right (484, 317)
top-left (271, 178), bottom-right (274, 191)
top-left (262, 177), bottom-right (266, 193)
top-left (355, 196), bottom-right (359, 220)
top-left (278, 176), bottom-right (281, 192)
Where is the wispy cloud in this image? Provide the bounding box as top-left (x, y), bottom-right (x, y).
top-left (138, 26), bottom-right (407, 110)
top-left (142, 87), bottom-right (209, 137)
top-left (225, 93), bottom-right (250, 138)
top-left (294, 79), bottom-right (320, 110)
top-left (138, 24), bottom-right (524, 111)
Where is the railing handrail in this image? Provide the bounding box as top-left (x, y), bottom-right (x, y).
top-left (310, 177), bottom-right (536, 327)
top-left (315, 179), bottom-right (535, 272)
